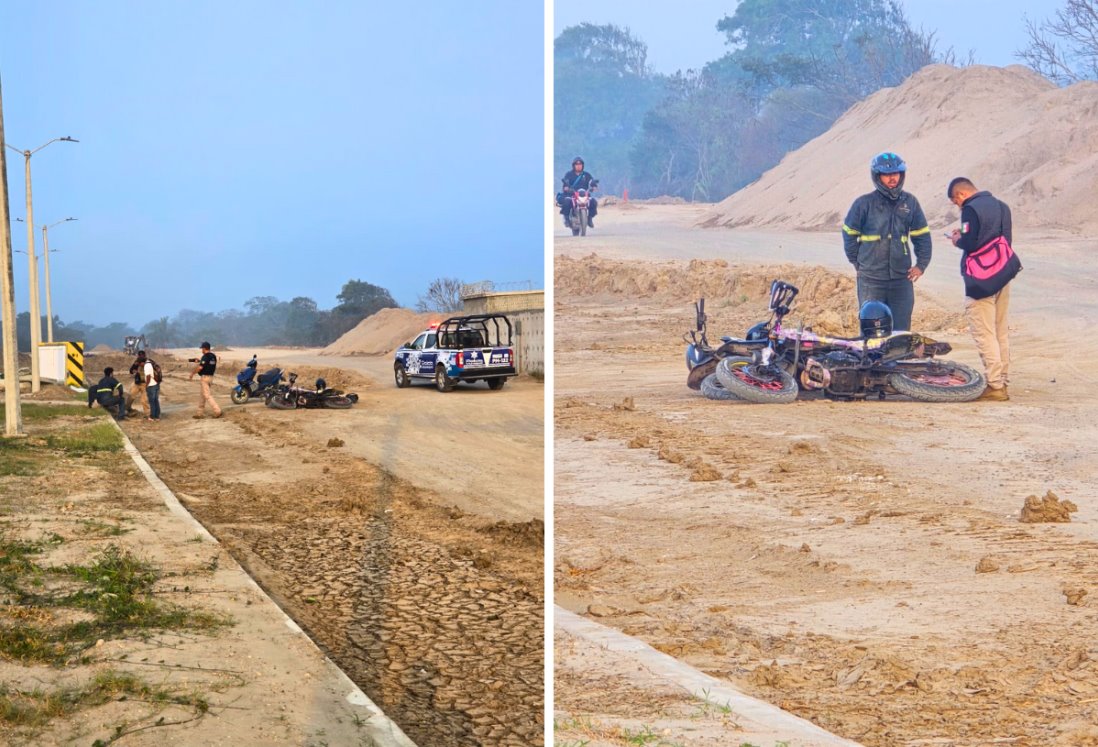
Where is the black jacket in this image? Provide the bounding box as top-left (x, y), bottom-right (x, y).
top-left (88, 375), bottom-right (122, 406)
top-left (956, 190), bottom-right (1012, 254)
top-left (561, 169), bottom-right (595, 193)
top-left (842, 190), bottom-right (932, 281)
top-left (129, 358), bottom-right (147, 385)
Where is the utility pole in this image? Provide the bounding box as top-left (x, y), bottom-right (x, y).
top-left (0, 75), bottom-right (24, 436)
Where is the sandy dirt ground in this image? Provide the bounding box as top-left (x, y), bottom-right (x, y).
top-left (78, 349), bottom-right (544, 746)
top-left (554, 203), bottom-right (1098, 746)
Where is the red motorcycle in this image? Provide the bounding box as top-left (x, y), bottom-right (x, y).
top-left (565, 180), bottom-right (597, 236)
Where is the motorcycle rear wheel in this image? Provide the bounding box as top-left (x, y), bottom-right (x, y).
top-left (321, 396), bottom-right (354, 409)
top-left (266, 393), bottom-right (298, 410)
top-left (230, 388), bottom-right (250, 405)
top-left (887, 360), bottom-right (985, 402)
top-left (715, 358), bottom-right (798, 404)
top-left (700, 373), bottom-right (739, 401)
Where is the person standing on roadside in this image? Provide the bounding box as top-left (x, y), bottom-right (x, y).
top-left (144, 355), bottom-right (161, 421)
top-left (188, 341), bottom-right (222, 419)
top-left (125, 350), bottom-right (150, 415)
top-left (842, 152), bottom-right (932, 332)
top-left (947, 177), bottom-right (1019, 402)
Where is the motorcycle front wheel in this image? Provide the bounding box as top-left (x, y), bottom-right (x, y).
top-left (230, 388), bottom-right (250, 405)
top-left (887, 360), bottom-right (985, 402)
top-left (715, 358), bottom-right (798, 404)
top-left (321, 396), bottom-right (354, 409)
top-left (700, 373), bottom-right (739, 401)
top-left (577, 207), bottom-right (588, 237)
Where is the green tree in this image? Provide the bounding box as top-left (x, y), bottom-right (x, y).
top-left (335, 279), bottom-right (398, 319)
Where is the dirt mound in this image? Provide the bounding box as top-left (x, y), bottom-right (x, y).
top-left (703, 64), bottom-right (1098, 234)
top-left (322, 307), bottom-right (442, 357)
top-left (556, 254), bottom-right (963, 334)
top-left (1019, 490), bottom-right (1078, 523)
top-left (90, 343), bottom-right (113, 352)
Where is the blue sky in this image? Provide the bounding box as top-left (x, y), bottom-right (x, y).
top-left (1, 1), bottom-right (544, 327)
top-left (554, 0), bottom-right (1065, 73)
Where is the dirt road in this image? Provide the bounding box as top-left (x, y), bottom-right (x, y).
top-left (96, 349), bottom-right (544, 746)
top-left (554, 203), bottom-right (1098, 746)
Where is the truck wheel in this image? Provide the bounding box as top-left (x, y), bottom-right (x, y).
top-left (435, 365), bottom-right (454, 393)
top-left (487, 378), bottom-right (506, 391)
top-left (394, 363), bottom-right (410, 388)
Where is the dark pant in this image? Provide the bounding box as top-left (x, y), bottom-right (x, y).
top-left (146, 384), bottom-right (161, 419)
top-left (559, 195), bottom-right (597, 222)
top-left (857, 275), bottom-right (914, 332)
top-left (98, 394), bottom-right (125, 419)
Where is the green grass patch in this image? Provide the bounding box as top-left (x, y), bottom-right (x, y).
top-left (45, 423), bottom-right (123, 454)
top-left (0, 669), bottom-right (210, 732)
top-left (0, 544), bottom-right (231, 666)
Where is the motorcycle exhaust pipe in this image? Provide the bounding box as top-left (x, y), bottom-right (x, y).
top-left (800, 358), bottom-right (829, 390)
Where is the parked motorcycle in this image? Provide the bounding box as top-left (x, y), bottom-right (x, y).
top-left (264, 372), bottom-right (359, 410)
top-left (231, 356), bottom-right (285, 405)
top-left (686, 280), bottom-right (985, 404)
top-left (565, 180), bottom-right (597, 237)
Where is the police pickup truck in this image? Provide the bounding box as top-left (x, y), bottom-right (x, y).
top-left (394, 313), bottom-right (517, 392)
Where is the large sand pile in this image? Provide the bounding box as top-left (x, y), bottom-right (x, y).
top-left (322, 307), bottom-right (442, 356)
top-left (702, 64), bottom-right (1098, 234)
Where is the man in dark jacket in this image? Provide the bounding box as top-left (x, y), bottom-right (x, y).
top-left (87, 367), bottom-right (125, 419)
top-left (558, 156), bottom-right (598, 229)
top-left (125, 350), bottom-right (149, 415)
top-left (948, 177), bottom-right (1017, 401)
top-left (842, 152), bottom-right (932, 332)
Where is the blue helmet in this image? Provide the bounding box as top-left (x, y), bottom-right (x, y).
top-left (871, 152), bottom-right (906, 199)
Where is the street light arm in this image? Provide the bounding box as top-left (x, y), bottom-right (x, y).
top-left (29, 136), bottom-right (78, 155)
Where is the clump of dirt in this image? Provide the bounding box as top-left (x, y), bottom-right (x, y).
top-left (486, 519), bottom-right (545, 549)
top-left (975, 556), bottom-right (1000, 573)
top-left (689, 463), bottom-right (722, 482)
top-left (627, 434), bottom-right (649, 449)
top-left (1019, 491), bottom-right (1078, 523)
top-left (613, 396), bottom-right (636, 411)
top-left (326, 438), bottom-right (344, 448)
top-left (1063, 587), bottom-right (1088, 606)
top-left (322, 307), bottom-right (441, 356)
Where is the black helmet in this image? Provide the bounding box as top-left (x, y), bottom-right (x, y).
top-left (315, 378), bottom-right (327, 391)
top-left (859, 300), bottom-right (893, 338)
top-left (870, 152), bottom-right (906, 200)
top-left (572, 156), bottom-right (584, 167)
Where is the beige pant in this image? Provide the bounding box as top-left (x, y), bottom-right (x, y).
top-left (965, 283), bottom-right (1011, 389)
top-left (198, 375), bottom-right (221, 415)
top-left (125, 381), bottom-right (149, 412)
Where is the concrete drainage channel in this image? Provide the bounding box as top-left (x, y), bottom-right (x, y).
top-left (115, 420), bottom-right (419, 747)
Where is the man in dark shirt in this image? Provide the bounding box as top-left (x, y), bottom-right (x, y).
top-left (87, 367), bottom-right (125, 420)
top-left (558, 156), bottom-right (599, 229)
top-left (948, 177), bottom-right (1018, 401)
top-left (188, 341), bottom-right (222, 418)
top-left (125, 350), bottom-right (150, 415)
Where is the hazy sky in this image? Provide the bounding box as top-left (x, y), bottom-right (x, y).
top-left (1, 1), bottom-right (543, 327)
top-left (553, 0), bottom-right (1066, 73)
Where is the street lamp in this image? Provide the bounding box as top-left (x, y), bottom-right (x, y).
top-left (41, 217), bottom-right (76, 343)
top-left (5, 136), bottom-right (78, 392)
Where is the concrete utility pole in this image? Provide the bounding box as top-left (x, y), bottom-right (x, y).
top-left (0, 76), bottom-right (24, 436)
top-left (42, 217), bottom-right (76, 343)
top-left (5, 135), bottom-right (78, 393)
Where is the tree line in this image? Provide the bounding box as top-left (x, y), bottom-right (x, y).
top-left (14, 277), bottom-right (465, 351)
top-left (556, 0), bottom-right (1093, 203)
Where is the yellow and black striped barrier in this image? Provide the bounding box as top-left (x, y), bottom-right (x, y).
top-left (64, 341), bottom-right (84, 387)
top-left (38, 341), bottom-right (85, 388)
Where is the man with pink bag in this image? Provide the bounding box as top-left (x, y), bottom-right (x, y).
top-left (947, 177), bottom-right (1022, 402)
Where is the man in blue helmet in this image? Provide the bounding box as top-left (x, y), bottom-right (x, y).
top-left (841, 152), bottom-right (932, 331)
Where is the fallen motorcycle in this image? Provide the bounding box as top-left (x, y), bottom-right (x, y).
top-left (231, 355), bottom-right (284, 405)
top-left (264, 372), bottom-right (359, 410)
top-left (685, 280), bottom-right (985, 404)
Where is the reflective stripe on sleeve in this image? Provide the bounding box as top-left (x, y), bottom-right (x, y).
top-left (842, 224), bottom-right (861, 236)
top-left (909, 226), bottom-right (930, 237)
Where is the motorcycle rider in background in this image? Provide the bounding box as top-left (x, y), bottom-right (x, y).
top-left (557, 156), bottom-right (598, 229)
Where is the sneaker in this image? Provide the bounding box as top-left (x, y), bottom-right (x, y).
top-left (213, 412), bottom-right (223, 419)
top-left (977, 386), bottom-right (1009, 402)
